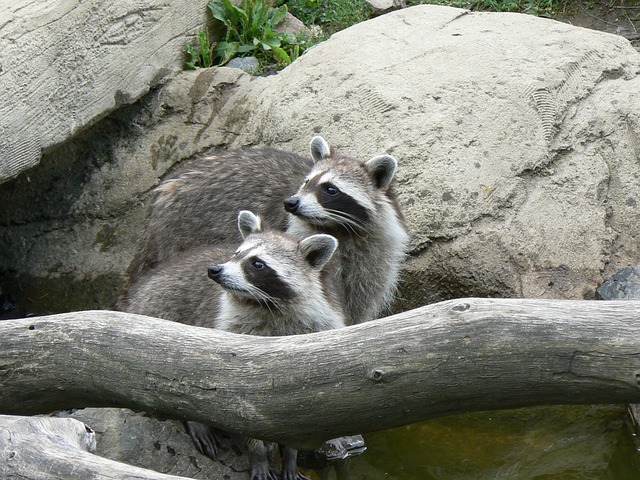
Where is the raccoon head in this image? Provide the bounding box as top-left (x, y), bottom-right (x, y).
top-left (208, 210), bottom-right (338, 308)
top-left (284, 136), bottom-right (398, 234)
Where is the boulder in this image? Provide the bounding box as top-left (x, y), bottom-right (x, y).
top-left (57, 408), bottom-right (250, 479)
top-left (3, 5), bottom-right (640, 314)
top-left (0, 66), bottom-right (252, 313)
top-left (230, 5), bottom-right (640, 309)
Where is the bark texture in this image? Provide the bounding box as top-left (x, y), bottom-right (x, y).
top-left (1, 298), bottom-right (640, 450)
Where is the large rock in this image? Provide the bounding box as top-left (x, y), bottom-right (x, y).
top-left (2, 5), bottom-right (640, 313)
top-left (231, 6), bottom-right (640, 309)
top-left (0, 0), bottom-right (207, 184)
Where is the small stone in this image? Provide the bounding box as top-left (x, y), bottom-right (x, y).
top-left (226, 56), bottom-right (260, 75)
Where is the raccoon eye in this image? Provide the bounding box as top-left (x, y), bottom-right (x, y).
top-left (324, 184), bottom-right (339, 196)
top-left (251, 260), bottom-right (265, 270)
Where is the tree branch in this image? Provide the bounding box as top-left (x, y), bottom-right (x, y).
top-left (1, 298), bottom-right (640, 450)
top-left (0, 414), bottom-right (190, 479)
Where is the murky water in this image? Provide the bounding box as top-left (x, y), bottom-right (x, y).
top-left (325, 405), bottom-right (640, 480)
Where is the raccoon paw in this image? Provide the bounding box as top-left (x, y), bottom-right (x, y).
top-left (280, 468), bottom-right (311, 480)
top-left (249, 467), bottom-right (279, 480)
top-left (184, 420), bottom-right (220, 460)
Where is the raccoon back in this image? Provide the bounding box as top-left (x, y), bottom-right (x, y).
top-left (128, 147), bottom-right (313, 282)
top-left (122, 244), bottom-right (232, 328)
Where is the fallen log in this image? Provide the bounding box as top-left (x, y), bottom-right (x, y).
top-left (0, 414), bottom-right (189, 479)
top-left (1, 298), bottom-right (640, 450)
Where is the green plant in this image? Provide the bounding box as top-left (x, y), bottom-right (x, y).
top-left (185, 31), bottom-right (215, 69)
top-left (408, 0), bottom-right (565, 16)
top-left (208, 0), bottom-right (307, 68)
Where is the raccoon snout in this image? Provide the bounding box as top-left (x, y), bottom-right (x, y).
top-left (208, 265), bottom-right (224, 281)
top-left (284, 196), bottom-right (300, 213)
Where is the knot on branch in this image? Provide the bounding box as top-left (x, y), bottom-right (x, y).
top-left (368, 369), bottom-right (387, 383)
top-left (452, 302), bottom-right (471, 312)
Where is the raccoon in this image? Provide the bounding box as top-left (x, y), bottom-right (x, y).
top-left (127, 147), bottom-right (313, 282)
top-left (285, 136), bottom-right (410, 325)
top-left (122, 210), bottom-right (344, 479)
top-left (126, 136), bottom-right (409, 324)
top-left (124, 211), bottom-right (344, 333)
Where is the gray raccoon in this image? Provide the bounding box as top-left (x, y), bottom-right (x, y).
top-left (126, 137), bottom-right (409, 324)
top-left (284, 136), bottom-right (409, 324)
top-left (127, 147), bottom-right (313, 282)
top-left (123, 211), bottom-right (343, 333)
top-left (123, 211), bottom-right (344, 480)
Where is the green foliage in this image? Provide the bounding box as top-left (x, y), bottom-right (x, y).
top-left (185, 31), bottom-right (215, 69)
top-left (185, 0), bottom-right (311, 72)
top-left (186, 0), bottom-right (567, 71)
top-left (409, 0), bottom-right (564, 16)
top-left (283, 0), bottom-right (373, 37)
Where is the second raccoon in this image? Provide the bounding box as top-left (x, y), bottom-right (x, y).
top-left (122, 210), bottom-right (345, 479)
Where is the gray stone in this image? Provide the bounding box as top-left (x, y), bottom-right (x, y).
top-left (364, 0), bottom-right (405, 15)
top-left (596, 264), bottom-right (640, 300)
top-left (227, 56), bottom-right (260, 74)
top-left (57, 408), bottom-right (250, 479)
top-left (0, 67), bottom-right (251, 313)
top-left (230, 5), bottom-right (640, 308)
top-left (0, 0), bottom-right (208, 184)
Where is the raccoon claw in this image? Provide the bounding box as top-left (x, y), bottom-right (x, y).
top-left (250, 468), bottom-right (279, 480)
top-left (184, 420), bottom-right (220, 460)
top-left (280, 471), bottom-right (310, 480)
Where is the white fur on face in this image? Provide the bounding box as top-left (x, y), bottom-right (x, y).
top-left (292, 192), bottom-right (330, 222)
top-left (215, 261), bottom-right (253, 299)
top-left (317, 171), bottom-right (375, 213)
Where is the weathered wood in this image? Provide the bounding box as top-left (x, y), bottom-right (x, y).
top-left (0, 414), bottom-right (189, 479)
top-left (1, 298), bottom-right (640, 450)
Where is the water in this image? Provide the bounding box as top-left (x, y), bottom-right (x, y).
top-left (331, 405), bottom-right (640, 480)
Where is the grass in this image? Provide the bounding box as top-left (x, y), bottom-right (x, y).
top-left (409, 0), bottom-right (567, 16)
top-left (282, 0), bottom-right (373, 37)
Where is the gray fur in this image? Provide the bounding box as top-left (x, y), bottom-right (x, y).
top-left (298, 234), bottom-right (338, 269)
top-left (309, 136), bottom-right (331, 162)
top-left (215, 230), bottom-right (344, 335)
top-left (127, 146), bottom-right (313, 283)
top-left (122, 243), bottom-right (230, 328)
top-left (126, 137), bottom-right (409, 325)
top-left (123, 216), bottom-right (345, 334)
top-left (285, 141), bottom-right (410, 325)
top-left (237, 210), bottom-right (262, 239)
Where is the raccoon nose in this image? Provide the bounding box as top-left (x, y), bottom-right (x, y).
top-left (208, 265), bottom-right (223, 280)
top-left (284, 196), bottom-right (300, 213)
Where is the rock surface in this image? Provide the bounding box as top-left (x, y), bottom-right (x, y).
top-left (0, 0), bottom-right (207, 184)
top-left (229, 6), bottom-right (640, 309)
top-left (57, 408), bottom-right (251, 479)
top-left (6, 4), bottom-right (640, 314)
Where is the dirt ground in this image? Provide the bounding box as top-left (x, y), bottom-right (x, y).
top-left (553, 0), bottom-right (640, 52)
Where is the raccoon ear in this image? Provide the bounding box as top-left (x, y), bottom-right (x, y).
top-left (310, 136), bottom-right (331, 163)
top-left (298, 234), bottom-right (338, 269)
top-left (237, 210), bottom-right (263, 238)
top-left (365, 154), bottom-right (397, 191)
